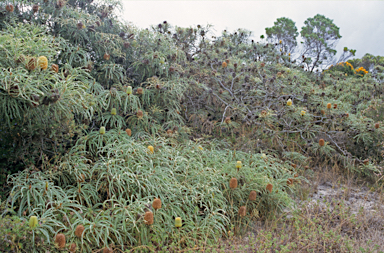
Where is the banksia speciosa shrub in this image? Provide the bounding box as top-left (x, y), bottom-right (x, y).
top-left (125, 128), bottom-right (132, 136)
top-left (137, 87), bottom-right (144, 95)
top-left (126, 86), bottom-right (132, 95)
top-left (55, 233), bottom-right (66, 249)
top-left (37, 56), bottom-right (48, 70)
top-left (327, 103), bottom-right (332, 109)
top-left (249, 191), bottom-right (257, 201)
top-left (103, 53), bottom-right (110, 60)
top-left (100, 127), bottom-right (106, 135)
top-left (75, 225), bottom-right (85, 238)
top-left (144, 211), bottom-right (154, 225)
top-left (239, 206), bottom-right (246, 217)
top-left (175, 217), bottom-right (182, 227)
top-left (236, 161), bottom-right (242, 169)
top-left (229, 178), bottom-right (238, 189)
top-left (137, 110), bottom-right (143, 118)
top-left (29, 216), bottom-right (38, 229)
top-left (319, 139), bottom-right (325, 147)
top-left (153, 198), bottom-right (161, 210)
top-left (148, 145), bottom-right (154, 154)
top-left (287, 99), bottom-right (292, 106)
top-left (111, 108), bottom-right (116, 115)
top-left (375, 123), bottom-right (380, 129)
top-left (51, 64), bottom-right (59, 73)
top-left (222, 61), bottom-right (227, 68)
top-left (266, 183), bottom-right (273, 193)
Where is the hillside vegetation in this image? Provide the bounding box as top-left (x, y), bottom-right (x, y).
top-left (1, 0), bottom-right (384, 252)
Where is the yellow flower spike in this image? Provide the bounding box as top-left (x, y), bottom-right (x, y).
top-left (300, 110), bottom-right (306, 116)
top-left (111, 108), bottom-right (116, 115)
top-left (287, 99), bottom-right (292, 106)
top-left (175, 217), bottom-right (182, 227)
top-left (126, 86), bottom-right (132, 95)
top-left (29, 216), bottom-right (38, 229)
top-left (99, 127), bottom-right (105, 135)
top-left (37, 56), bottom-right (48, 70)
top-left (279, 40), bottom-right (282, 44)
top-left (148, 145), bottom-right (154, 154)
top-left (236, 161), bottom-right (242, 169)
top-left (198, 146), bottom-right (203, 150)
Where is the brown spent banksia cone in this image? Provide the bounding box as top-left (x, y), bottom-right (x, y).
top-left (51, 64), bottom-right (59, 73)
top-left (144, 211), bottom-right (154, 225)
top-left (225, 116), bottom-right (231, 124)
top-left (153, 198), bottom-right (162, 210)
top-left (137, 87), bottom-right (144, 95)
top-left (239, 206), bottom-right (246, 217)
top-left (222, 61), bottom-right (227, 68)
top-left (69, 243), bottom-right (76, 253)
top-left (375, 123), bottom-right (380, 129)
top-left (249, 190), bottom-right (257, 201)
top-left (75, 225), bottom-right (85, 238)
top-left (125, 128), bottom-right (132, 136)
top-left (319, 139), bottom-right (325, 147)
top-left (55, 233), bottom-right (66, 249)
top-left (6, 4), bottom-right (14, 12)
top-left (229, 178), bottom-right (238, 189)
top-left (103, 248), bottom-right (113, 253)
top-left (266, 183), bottom-right (273, 193)
top-left (137, 110), bottom-right (143, 118)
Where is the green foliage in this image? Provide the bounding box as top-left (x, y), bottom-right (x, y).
top-left (265, 17), bottom-right (299, 53)
top-left (300, 14), bottom-right (342, 72)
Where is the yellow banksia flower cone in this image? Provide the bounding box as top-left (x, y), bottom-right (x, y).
top-left (148, 145), bottom-right (154, 154)
top-left (29, 216), bottom-right (38, 229)
top-left (287, 99), bottom-right (292, 106)
top-left (301, 110), bottom-right (306, 116)
top-left (100, 127), bottom-right (105, 135)
top-left (222, 61), bottom-right (227, 68)
top-left (327, 103), bottom-right (332, 109)
top-left (229, 178), bottom-right (238, 189)
top-left (236, 161), bottom-right (242, 169)
top-left (175, 217), bottom-right (182, 227)
top-left (126, 86), bottom-right (132, 95)
top-left (37, 56), bottom-right (48, 70)
top-left (111, 108), bottom-right (116, 115)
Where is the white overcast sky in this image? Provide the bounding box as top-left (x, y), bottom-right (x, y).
top-left (119, 1), bottom-right (384, 59)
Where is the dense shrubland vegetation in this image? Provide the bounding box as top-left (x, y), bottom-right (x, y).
top-left (1, 0), bottom-right (383, 251)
